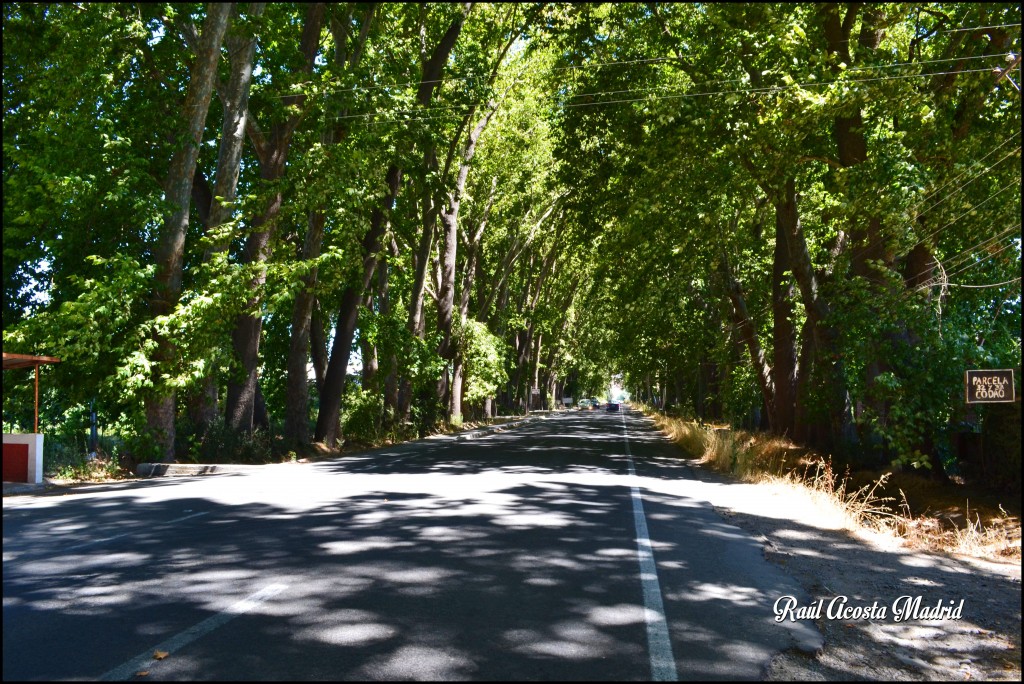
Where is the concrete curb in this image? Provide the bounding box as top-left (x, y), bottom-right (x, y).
top-left (452, 413), bottom-right (550, 441)
top-left (2, 481), bottom-right (50, 496)
top-left (135, 463), bottom-right (260, 478)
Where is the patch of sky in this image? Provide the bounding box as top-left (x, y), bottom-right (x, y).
top-left (148, 20), bottom-right (164, 47)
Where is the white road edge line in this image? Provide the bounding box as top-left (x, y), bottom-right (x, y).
top-left (621, 409), bottom-right (679, 681)
top-left (99, 583), bottom-right (289, 681)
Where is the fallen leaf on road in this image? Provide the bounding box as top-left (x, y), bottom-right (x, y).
top-left (153, 651), bottom-right (169, 660)
top-left (135, 671), bottom-right (149, 677)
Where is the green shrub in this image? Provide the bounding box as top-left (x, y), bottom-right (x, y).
top-left (187, 417), bottom-right (272, 464)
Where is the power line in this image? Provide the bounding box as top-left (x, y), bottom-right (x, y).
top-left (527, 52), bottom-right (1016, 108)
top-left (897, 171), bottom-right (1022, 267)
top-left (947, 276), bottom-right (1021, 289)
top-left (934, 228), bottom-right (1021, 283)
top-left (336, 64), bottom-right (1020, 125)
top-left (935, 225), bottom-right (1021, 276)
top-left (905, 130), bottom-right (1021, 218)
top-left (944, 238), bottom-right (1020, 280)
top-left (859, 142), bottom-right (1023, 277)
top-left (905, 194), bottom-right (1024, 296)
top-left (942, 23), bottom-right (1022, 32)
top-left (560, 66), bottom-right (1013, 110)
top-left (275, 25), bottom-right (1019, 102)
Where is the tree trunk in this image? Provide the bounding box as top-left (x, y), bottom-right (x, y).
top-left (281, 5), bottom-right (375, 445)
top-left (360, 290), bottom-right (380, 389)
top-left (387, 5), bottom-right (472, 426)
top-left (396, 208), bottom-right (434, 423)
top-left (438, 110), bottom-right (497, 422)
top-left (310, 297), bottom-right (328, 392)
top-left (793, 317), bottom-right (815, 444)
top-left (284, 209), bottom-right (326, 445)
top-left (145, 5), bottom-right (231, 462)
top-left (776, 177), bottom-right (851, 451)
top-left (722, 260), bottom-right (776, 432)
top-left (772, 193), bottom-right (799, 436)
top-left (225, 187), bottom-right (281, 433)
top-left (314, 165), bottom-right (403, 445)
top-left (226, 2), bottom-right (325, 433)
top-left (189, 3), bottom-right (265, 438)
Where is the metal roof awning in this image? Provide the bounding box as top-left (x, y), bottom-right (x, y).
top-left (2, 353), bottom-right (62, 433)
top-left (3, 353), bottom-right (62, 370)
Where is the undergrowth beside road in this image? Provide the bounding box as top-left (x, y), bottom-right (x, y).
top-left (644, 407), bottom-right (1021, 563)
top-left (38, 414), bottom-right (532, 484)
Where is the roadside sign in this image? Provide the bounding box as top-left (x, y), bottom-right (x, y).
top-left (965, 369), bottom-right (1016, 403)
top-left (531, 387), bottom-right (540, 395)
top-left (562, 397), bottom-right (573, 406)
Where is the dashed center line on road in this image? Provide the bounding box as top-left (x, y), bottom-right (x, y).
top-left (99, 582), bottom-right (289, 681)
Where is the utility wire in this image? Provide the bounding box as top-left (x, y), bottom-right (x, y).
top-left (942, 23), bottom-right (1022, 32)
top-left (926, 228), bottom-right (1022, 287)
top-left (896, 171), bottom-right (1022, 269)
top-left (314, 52), bottom-right (1017, 123)
top-left (274, 23), bottom-right (1019, 101)
top-left (947, 276), bottom-right (1021, 288)
top-left (936, 225), bottom-right (1022, 277)
top-left (942, 238), bottom-right (1020, 282)
top-left (846, 141), bottom-right (1021, 275)
top-left (509, 52), bottom-right (1017, 109)
top-left (904, 131), bottom-right (1021, 217)
top-left (895, 182), bottom-right (1022, 292)
top-left (334, 64), bottom-right (1020, 125)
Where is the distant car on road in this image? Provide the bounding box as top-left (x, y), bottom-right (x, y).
top-left (606, 402), bottom-right (620, 412)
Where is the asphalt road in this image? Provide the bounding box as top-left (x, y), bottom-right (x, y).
top-left (3, 407), bottom-right (821, 681)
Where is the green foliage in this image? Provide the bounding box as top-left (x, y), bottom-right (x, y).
top-left (3, 1), bottom-right (1019, 477)
top-left (187, 417), bottom-right (272, 465)
top-left (460, 318), bottom-right (508, 407)
top-left (342, 386), bottom-right (388, 445)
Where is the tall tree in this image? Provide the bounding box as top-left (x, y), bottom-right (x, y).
top-left (225, 2), bottom-right (325, 433)
top-left (145, 3), bottom-right (231, 462)
top-left (314, 3), bottom-right (472, 446)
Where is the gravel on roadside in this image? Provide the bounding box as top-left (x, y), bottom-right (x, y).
top-left (678, 458), bottom-right (1021, 681)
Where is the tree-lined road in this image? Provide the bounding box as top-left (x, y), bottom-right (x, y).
top-left (3, 408), bottom-right (820, 681)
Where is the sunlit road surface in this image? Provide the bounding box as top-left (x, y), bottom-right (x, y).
top-left (3, 408), bottom-right (820, 681)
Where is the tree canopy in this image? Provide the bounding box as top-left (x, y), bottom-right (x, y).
top-left (3, 2), bottom-right (1020, 474)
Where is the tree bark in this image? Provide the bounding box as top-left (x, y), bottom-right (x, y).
top-left (281, 4), bottom-right (377, 446)
top-left (438, 108), bottom-right (497, 422)
top-left (284, 210), bottom-right (327, 445)
top-left (226, 2), bottom-right (325, 433)
top-left (449, 177), bottom-right (497, 421)
top-left (145, 4), bottom-right (231, 462)
top-left (777, 177), bottom-right (851, 451)
top-left (189, 3), bottom-right (266, 437)
top-left (722, 256), bottom-right (776, 432)
top-left (314, 165), bottom-right (403, 445)
top-left (772, 196), bottom-right (798, 436)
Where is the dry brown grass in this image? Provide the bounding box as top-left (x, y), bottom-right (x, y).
top-left (645, 407), bottom-right (1021, 562)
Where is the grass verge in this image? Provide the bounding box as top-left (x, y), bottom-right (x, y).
top-left (645, 407), bottom-right (1021, 563)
